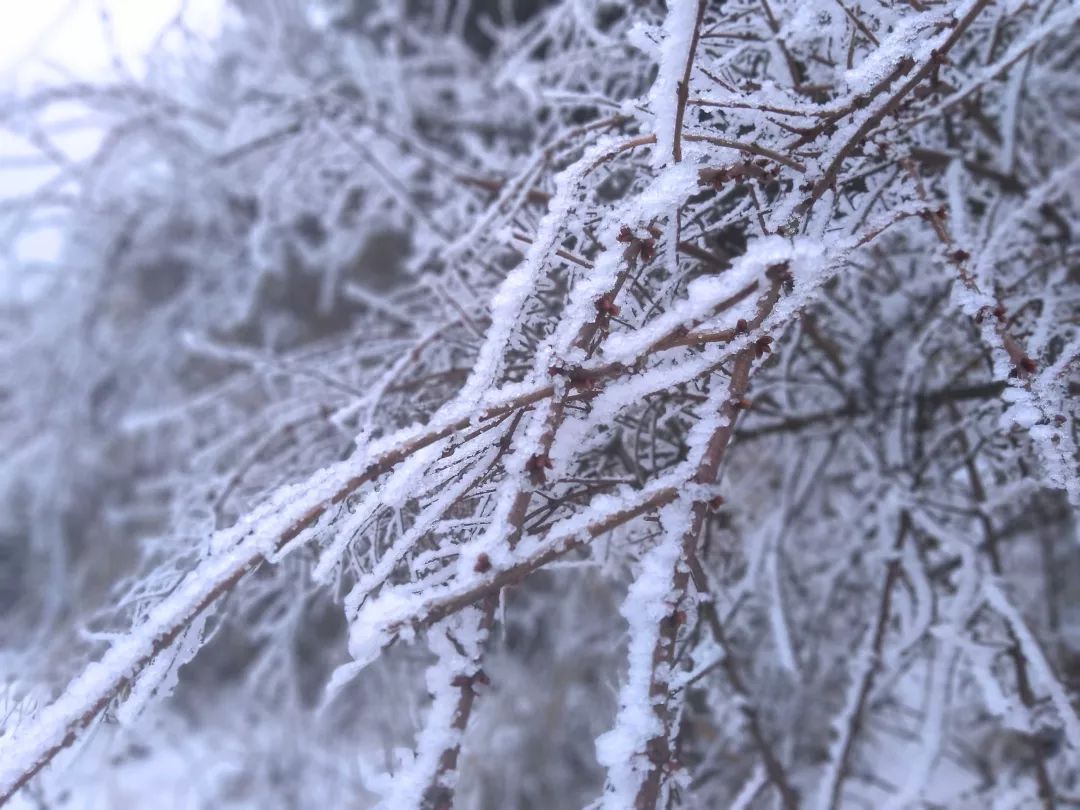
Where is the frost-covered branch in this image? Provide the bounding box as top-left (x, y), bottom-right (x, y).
top-left (1, 0), bottom-right (1077, 806)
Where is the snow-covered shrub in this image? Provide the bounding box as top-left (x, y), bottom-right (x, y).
top-left (1, 1), bottom-right (1077, 807)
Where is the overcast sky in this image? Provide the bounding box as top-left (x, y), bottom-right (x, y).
top-left (0, 0), bottom-right (222, 79)
top-left (0, 1), bottom-right (223, 292)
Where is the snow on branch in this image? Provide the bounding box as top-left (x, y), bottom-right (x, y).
top-left (1, 0), bottom-right (1077, 806)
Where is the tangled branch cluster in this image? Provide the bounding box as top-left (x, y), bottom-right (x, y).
top-left (1, 0), bottom-right (1078, 807)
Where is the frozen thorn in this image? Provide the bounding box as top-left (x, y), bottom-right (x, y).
top-left (567, 369), bottom-right (601, 393)
top-left (645, 738), bottom-right (668, 766)
top-left (765, 260), bottom-right (792, 284)
top-left (640, 238), bottom-right (657, 263)
top-left (700, 167), bottom-right (728, 190)
top-left (595, 295), bottom-right (621, 317)
top-left (525, 453), bottom-right (554, 485)
top-left (450, 670), bottom-right (489, 693)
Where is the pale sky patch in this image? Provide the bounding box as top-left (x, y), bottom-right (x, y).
top-left (0, 0), bottom-right (223, 296)
top-left (1, 0), bottom-right (223, 81)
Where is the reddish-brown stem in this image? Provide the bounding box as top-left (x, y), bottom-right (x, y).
top-left (672, 0), bottom-right (709, 164)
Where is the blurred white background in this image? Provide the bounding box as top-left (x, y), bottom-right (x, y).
top-left (0, 0), bottom-right (223, 290)
top-left (1, 0), bottom-right (222, 79)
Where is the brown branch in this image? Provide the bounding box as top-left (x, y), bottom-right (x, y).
top-left (633, 353), bottom-right (755, 810)
top-left (835, 0), bottom-right (880, 47)
top-left (822, 513), bottom-right (909, 810)
top-left (758, 0), bottom-right (808, 91)
top-left (952, 412), bottom-right (1058, 809)
top-left (416, 409), bottom-right (534, 808)
top-left (421, 595), bottom-right (498, 810)
top-left (457, 174), bottom-right (552, 207)
top-left (415, 249), bottom-right (645, 806)
top-left (406, 485), bottom-right (681, 634)
top-left (633, 280), bottom-right (784, 810)
top-left (685, 134), bottom-right (806, 172)
top-left (696, 590), bottom-right (800, 810)
top-left (0, 384), bottom-right (555, 806)
top-left (672, 0), bottom-right (709, 164)
top-left (806, 0), bottom-right (993, 211)
top-left (736, 380), bottom-right (1009, 440)
top-left (904, 161), bottom-right (1036, 377)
